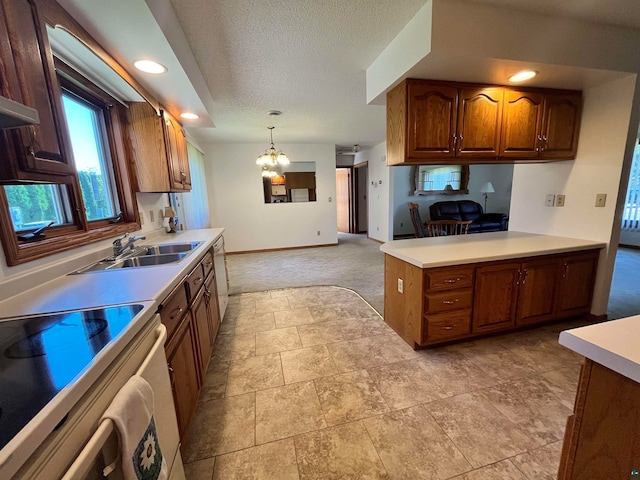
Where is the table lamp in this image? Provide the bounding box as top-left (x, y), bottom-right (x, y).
top-left (163, 206), bottom-right (178, 233)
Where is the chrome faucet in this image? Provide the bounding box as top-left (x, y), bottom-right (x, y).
top-left (112, 232), bottom-right (146, 257)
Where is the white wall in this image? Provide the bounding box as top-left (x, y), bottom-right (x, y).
top-left (510, 75), bottom-right (640, 315)
top-left (203, 143), bottom-right (338, 252)
top-left (392, 164), bottom-right (514, 236)
top-left (356, 142), bottom-right (393, 242)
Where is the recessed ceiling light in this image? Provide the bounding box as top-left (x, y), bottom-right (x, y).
top-left (180, 112), bottom-right (199, 120)
top-left (134, 60), bottom-right (167, 74)
top-left (508, 70), bottom-right (538, 82)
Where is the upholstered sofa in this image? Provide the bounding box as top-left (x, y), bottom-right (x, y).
top-left (429, 200), bottom-right (508, 233)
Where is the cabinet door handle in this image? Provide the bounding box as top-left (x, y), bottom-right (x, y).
top-left (167, 364), bottom-right (174, 373)
top-left (452, 134), bottom-right (457, 150)
top-left (193, 276), bottom-right (203, 285)
top-left (441, 325), bottom-right (454, 330)
top-left (521, 269), bottom-right (528, 285)
top-left (562, 263), bottom-right (569, 278)
top-left (537, 135), bottom-right (543, 153)
top-left (458, 135), bottom-right (463, 150)
top-left (444, 278), bottom-right (460, 284)
top-left (204, 261), bottom-right (213, 267)
top-left (169, 306), bottom-right (183, 320)
top-left (180, 171), bottom-right (187, 178)
top-left (516, 269), bottom-right (522, 285)
top-left (442, 299), bottom-right (459, 305)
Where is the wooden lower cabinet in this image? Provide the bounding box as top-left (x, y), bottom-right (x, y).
top-left (159, 247), bottom-right (223, 441)
top-left (516, 257), bottom-right (559, 325)
top-left (559, 360), bottom-right (640, 479)
top-left (555, 252), bottom-right (599, 319)
top-left (473, 262), bottom-right (520, 333)
top-left (165, 312), bottom-right (200, 439)
top-left (384, 248), bottom-right (600, 348)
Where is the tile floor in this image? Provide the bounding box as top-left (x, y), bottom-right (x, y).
top-left (182, 286), bottom-right (587, 480)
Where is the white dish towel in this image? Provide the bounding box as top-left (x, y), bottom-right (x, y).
top-left (102, 375), bottom-right (168, 480)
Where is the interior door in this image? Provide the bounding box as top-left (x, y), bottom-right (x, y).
top-left (336, 168), bottom-right (351, 233)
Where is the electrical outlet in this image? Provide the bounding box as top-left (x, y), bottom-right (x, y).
top-left (397, 278), bottom-right (403, 293)
top-left (317, 230), bottom-right (320, 236)
top-left (328, 197), bottom-right (332, 202)
top-left (149, 210), bottom-right (155, 222)
top-left (545, 194), bottom-right (555, 207)
top-left (556, 195), bottom-right (565, 207)
top-left (595, 193), bottom-right (607, 207)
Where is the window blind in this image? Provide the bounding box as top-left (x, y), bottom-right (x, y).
top-left (622, 142), bottom-right (640, 231)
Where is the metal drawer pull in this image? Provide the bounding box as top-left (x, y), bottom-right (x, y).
top-left (444, 278), bottom-right (460, 284)
top-left (170, 306), bottom-right (183, 320)
top-left (442, 299), bottom-right (459, 305)
top-left (204, 261), bottom-right (213, 267)
top-left (193, 276), bottom-right (203, 285)
top-left (441, 325), bottom-right (454, 330)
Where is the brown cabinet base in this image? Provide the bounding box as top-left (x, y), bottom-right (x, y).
top-left (384, 249), bottom-right (599, 349)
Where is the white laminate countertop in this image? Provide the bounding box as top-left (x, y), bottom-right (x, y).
top-left (0, 228), bottom-right (224, 319)
top-left (380, 231), bottom-right (606, 268)
top-left (559, 316), bottom-right (640, 384)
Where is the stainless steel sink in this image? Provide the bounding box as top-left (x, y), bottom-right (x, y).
top-left (136, 242), bottom-right (202, 256)
top-left (72, 241), bottom-right (203, 274)
top-left (116, 253), bottom-right (188, 268)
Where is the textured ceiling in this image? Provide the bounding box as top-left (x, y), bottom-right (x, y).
top-left (167, 0), bottom-right (427, 146)
top-left (60, 0), bottom-right (640, 149)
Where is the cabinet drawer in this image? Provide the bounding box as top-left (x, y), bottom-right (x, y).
top-left (423, 310), bottom-right (472, 343)
top-left (160, 283), bottom-right (189, 338)
top-left (425, 289), bottom-right (472, 313)
top-left (186, 263), bottom-right (206, 302)
top-left (201, 250), bottom-right (214, 280)
top-left (425, 268), bottom-right (474, 291)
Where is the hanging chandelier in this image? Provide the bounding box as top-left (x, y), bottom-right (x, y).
top-left (256, 126), bottom-right (290, 166)
top-left (261, 166), bottom-right (277, 177)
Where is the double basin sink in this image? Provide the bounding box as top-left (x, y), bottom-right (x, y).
top-left (74, 241), bottom-right (203, 273)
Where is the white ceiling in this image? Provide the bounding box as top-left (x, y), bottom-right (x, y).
top-left (59, 0), bottom-right (640, 149)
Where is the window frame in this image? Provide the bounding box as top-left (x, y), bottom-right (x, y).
top-left (0, 59), bottom-right (140, 266)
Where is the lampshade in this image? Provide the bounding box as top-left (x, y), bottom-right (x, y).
top-left (480, 182), bottom-right (495, 194)
top-left (256, 126), bottom-right (290, 167)
top-left (261, 167), bottom-right (277, 177)
top-left (163, 206), bottom-right (177, 218)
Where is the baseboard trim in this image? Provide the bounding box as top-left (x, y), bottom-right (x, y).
top-left (366, 236), bottom-right (384, 244)
top-left (227, 243), bottom-right (338, 255)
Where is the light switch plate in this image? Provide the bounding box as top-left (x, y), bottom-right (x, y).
top-left (397, 278), bottom-right (403, 293)
top-left (545, 194), bottom-right (555, 207)
top-left (595, 193), bottom-right (607, 207)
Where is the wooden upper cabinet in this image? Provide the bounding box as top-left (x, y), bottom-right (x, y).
top-left (407, 82), bottom-right (457, 160)
top-left (457, 87), bottom-right (503, 157)
top-left (501, 90), bottom-right (581, 160)
top-left (540, 93), bottom-right (582, 159)
top-left (127, 102), bottom-right (170, 192)
top-left (387, 78), bottom-right (582, 165)
top-left (0, 0), bottom-right (74, 180)
top-left (500, 90), bottom-right (544, 158)
top-left (163, 110), bottom-right (191, 192)
top-left (126, 104), bottom-right (191, 192)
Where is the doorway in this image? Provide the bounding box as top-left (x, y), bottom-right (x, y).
top-left (336, 164), bottom-right (368, 234)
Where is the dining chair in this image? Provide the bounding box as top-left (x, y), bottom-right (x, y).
top-left (426, 220), bottom-right (472, 237)
top-left (408, 202), bottom-right (427, 238)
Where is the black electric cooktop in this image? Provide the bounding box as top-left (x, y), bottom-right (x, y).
top-left (0, 304), bottom-right (144, 451)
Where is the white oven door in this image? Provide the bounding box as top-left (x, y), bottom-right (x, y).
top-left (61, 321), bottom-right (185, 480)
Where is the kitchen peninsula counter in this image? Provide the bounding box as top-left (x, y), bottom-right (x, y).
top-left (381, 231), bottom-right (605, 349)
top-left (557, 316), bottom-right (640, 479)
top-left (380, 231), bottom-right (605, 268)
